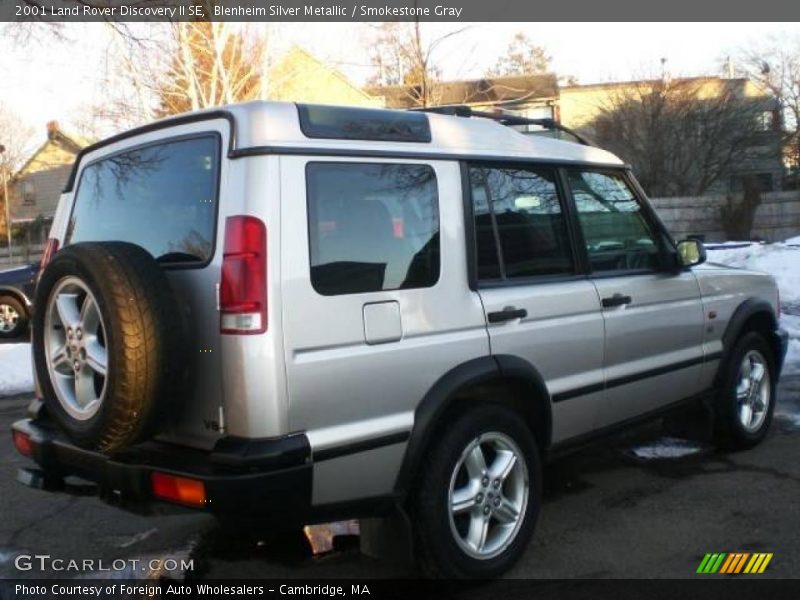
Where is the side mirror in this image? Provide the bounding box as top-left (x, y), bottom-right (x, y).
top-left (676, 239), bottom-right (706, 268)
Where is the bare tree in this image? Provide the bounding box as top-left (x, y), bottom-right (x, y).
top-left (0, 107), bottom-right (35, 174)
top-left (488, 32), bottom-right (551, 77)
top-left (155, 22), bottom-right (266, 116)
top-left (367, 22), bottom-right (465, 107)
top-left (0, 105), bottom-right (35, 241)
top-left (590, 78), bottom-right (771, 197)
top-left (737, 36), bottom-right (800, 173)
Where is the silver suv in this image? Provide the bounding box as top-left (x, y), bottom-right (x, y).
top-left (13, 103), bottom-right (789, 578)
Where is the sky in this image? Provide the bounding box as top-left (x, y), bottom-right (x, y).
top-left (1, 21), bottom-right (799, 148)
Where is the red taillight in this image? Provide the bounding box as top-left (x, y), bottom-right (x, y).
top-left (13, 430), bottom-right (33, 457)
top-left (220, 216), bottom-right (267, 334)
top-left (40, 238), bottom-right (59, 270)
top-left (151, 472), bottom-right (207, 507)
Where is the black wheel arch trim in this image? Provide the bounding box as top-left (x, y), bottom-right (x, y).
top-left (0, 287), bottom-right (32, 311)
top-left (717, 297), bottom-right (782, 382)
top-left (393, 354), bottom-right (552, 495)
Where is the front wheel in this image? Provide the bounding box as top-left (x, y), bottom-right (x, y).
top-left (411, 404), bottom-right (541, 579)
top-left (713, 331), bottom-right (776, 450)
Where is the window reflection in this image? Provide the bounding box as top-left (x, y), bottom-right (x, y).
top-left (307, 163), bottom-right (440, 295)
top-left (67, 136), bottom-right (219, 265)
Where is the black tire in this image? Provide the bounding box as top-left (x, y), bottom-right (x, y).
top-left (410, 404), bottom-right (541, 579)
top-left (713, 331), bottom-right (776, 451)
top-left (0, 295), bottom-right (28, 339)
top-left (32, 242), bottom-right (184, 452)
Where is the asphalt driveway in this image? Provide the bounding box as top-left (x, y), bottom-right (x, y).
top-left (1, 372), bottom-right (798, 580)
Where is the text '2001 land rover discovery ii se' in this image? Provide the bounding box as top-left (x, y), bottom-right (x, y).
top-left (12, 103), bottom-right (789, 578)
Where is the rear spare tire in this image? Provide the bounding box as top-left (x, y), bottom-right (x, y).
top-left (32, 242), bottom-right (183, 452)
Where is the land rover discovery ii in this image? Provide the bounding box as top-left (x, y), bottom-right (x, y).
top-left (12, 103), bottom-right (789, 578)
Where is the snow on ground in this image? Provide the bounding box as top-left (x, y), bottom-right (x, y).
top-left (706, 241), bottom-right (800, 306)
top-left (628, 436), bottom-right (708, 460)
top-left (706, 240), bottom-right (800, 375)
top-left (0, 343), bottom-right (34, 396)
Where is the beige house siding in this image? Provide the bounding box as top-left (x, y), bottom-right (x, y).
top-left (270, 47), bottom-right (382, 107)
top-left (559, 77), bottom-right (785, 193)
top-left (1, 123), bottom-right (84, 240)
top-left (559, 77), bottom-right (773, 133)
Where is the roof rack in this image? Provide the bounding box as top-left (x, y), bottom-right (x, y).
top-left (410, 105), bottom-right (592, 146)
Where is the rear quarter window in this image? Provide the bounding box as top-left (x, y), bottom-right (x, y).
top-left (66, 135), bottom-right (220, 266)
top-left (306, 162), bottom-right (440, 296)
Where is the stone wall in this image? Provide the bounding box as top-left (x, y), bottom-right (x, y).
top-left (651, 191), bottom-right (800, 243)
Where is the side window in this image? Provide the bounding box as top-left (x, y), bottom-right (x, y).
top-left (67, 136), bottom-right (219, 265)
top-left (306, 162), bottom-right (439, 296)
top-left (567, 170), bottom-right (661, 273)
top-left (470, 165), bottom-right (574, 281)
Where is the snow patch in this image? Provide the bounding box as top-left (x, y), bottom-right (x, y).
top-left (706, 242), bottom-right (800, 306)
top-left (784, 235), bottom-right (800, 247)
top-left (0, 343), bottom-right (34, 396)
top-left (706, 239), bottom-right (800, 377)
top-left (628, 437), bottom-right (707, 460)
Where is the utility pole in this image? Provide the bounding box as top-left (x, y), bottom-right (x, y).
top-left (0, 144), bottom-right (11, 264)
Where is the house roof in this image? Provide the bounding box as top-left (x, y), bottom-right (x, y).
top-left (561, 75), bottom-right (772, 96)
top-left (368, 74), bottom-right (559, 108)
top-left (14, 121), bottom-right (89, 179)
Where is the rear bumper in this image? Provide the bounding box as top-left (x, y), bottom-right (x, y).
top-left (12, 416), bottom-right (312, 522)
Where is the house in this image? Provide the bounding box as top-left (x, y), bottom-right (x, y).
top-left (559, 77), bottom-right (785, 194)
top-left (269, 46), bottom-right (382, 108)
top-left (1, 121), bottom-right (87, 245)
top-left (367, 73), bottom-right (559, 124)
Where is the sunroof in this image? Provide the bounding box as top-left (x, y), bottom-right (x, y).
top-left (297, 104), bottom-right (432, 143)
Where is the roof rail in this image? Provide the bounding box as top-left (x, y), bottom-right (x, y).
top-left (410, 105), bottom-right (592, 146)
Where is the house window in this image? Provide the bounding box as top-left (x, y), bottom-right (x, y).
top-left (756, 173), bottom-right (774, 192)
top-left (22, 181), bottom-right (35, 205)
top-left (755, 111), bottom-right (776, 132)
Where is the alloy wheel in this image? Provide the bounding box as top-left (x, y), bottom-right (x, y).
top-left (0, 303), bottom-right (20, 333)
top-left (44, 276), bottom-right (108, 421)
top-left (735, 349), bottom-right (771, 433)
top-left (447, 431), bottom-right (529, 560)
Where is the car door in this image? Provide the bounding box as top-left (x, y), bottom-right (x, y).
top-left (565, 168), bottom-right (705, 427)
top-left (468, 162), bottom-right (606, 443)
top-left (280, 157), bottom-right (489, 505)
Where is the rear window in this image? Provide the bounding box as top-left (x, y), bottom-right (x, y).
top-left (298, 104), bottom-right (432, 143)
top-left (66, 135), bottom-right (220, 265)
top-left (307, 162), bottom-right (439, 295)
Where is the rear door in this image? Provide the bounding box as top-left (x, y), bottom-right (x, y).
top-left (467, 163), bottom-right (606, 443)
top-left (64, 128), bottom-right (227, 449)
top-left (280, 157), bottom-right (488, 505)
top-left (565, 169), bottom-right (705, 427)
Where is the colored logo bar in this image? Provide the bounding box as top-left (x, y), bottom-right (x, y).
top-left (697, 553), bottom-right (773, 574)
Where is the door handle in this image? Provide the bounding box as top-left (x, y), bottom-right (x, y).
top-left (487, 307), bottom-right (528, 323)
top-left (601, 294), bottom-right (632, 308)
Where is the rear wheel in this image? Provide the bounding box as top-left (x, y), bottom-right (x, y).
top-left (411, 404), bottom-right (541, 579)
top-left (713, 331), bottom-right (776, 450)
top-left (0, 295), bottom-right (28, 338)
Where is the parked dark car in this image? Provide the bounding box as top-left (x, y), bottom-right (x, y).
top-left (0, 262), bottom-right (38, 338)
